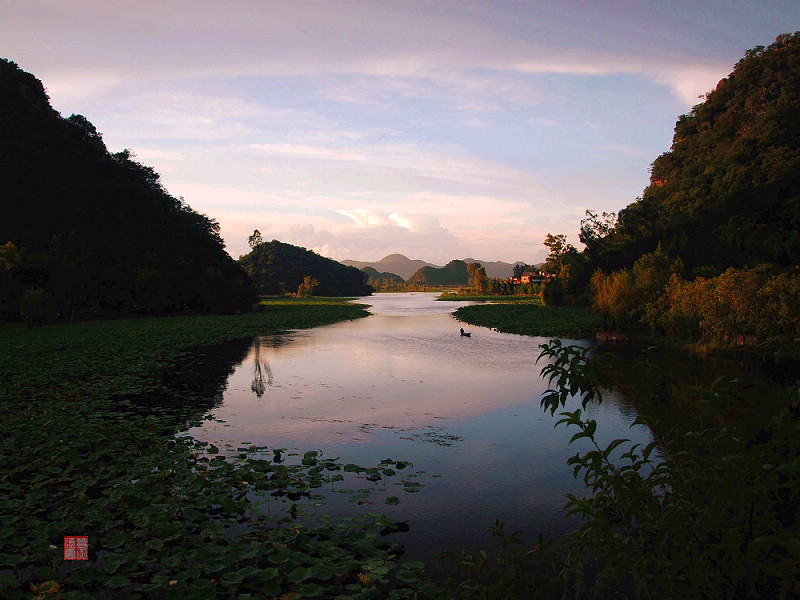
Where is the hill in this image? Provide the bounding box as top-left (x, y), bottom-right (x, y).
top-left (406, 260), bottom-right (469, 287)
top-left (343, 254), bottom-right (524, 279)
top-left (239, 240), bottom-right (373, 297)
top-left (590, 32), bottom-right (800, 272)
top-left (0, 59), bottom-right (256, 322)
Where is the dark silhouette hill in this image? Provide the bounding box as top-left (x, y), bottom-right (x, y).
top-left (0, 59), bottom-right (256, 321)
top-left (239, 240), bottom-right (373, 297)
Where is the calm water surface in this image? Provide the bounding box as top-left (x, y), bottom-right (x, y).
top-left (188, 293), bottom-right (652, 561)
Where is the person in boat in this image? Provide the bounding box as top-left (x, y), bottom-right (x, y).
top-left (460, 328), bottom-right (471, 337)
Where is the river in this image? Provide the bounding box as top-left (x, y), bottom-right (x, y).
top-left (187, 293), bottom-right (653, 562)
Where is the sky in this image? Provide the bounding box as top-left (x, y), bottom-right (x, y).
top-left (4, 1), bottom-right (799, 265)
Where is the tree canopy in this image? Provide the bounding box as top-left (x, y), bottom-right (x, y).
top-left (361, 267), bottom-right (405, 290)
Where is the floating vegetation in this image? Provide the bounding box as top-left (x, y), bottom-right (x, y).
top-left (453, 304), bottom-right (602, 338)
top-left (0, 308), bottom-right (443, 599)
top-left (409, 426), bottom-right (463, 446)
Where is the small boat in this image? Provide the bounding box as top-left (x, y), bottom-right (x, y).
top-left (460, 328), bottom-right (471, 337)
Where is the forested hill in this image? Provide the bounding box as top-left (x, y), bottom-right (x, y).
top-left (587, 33), bottom-right (800, 273)
top-left (405, 260), bottom-right (469, 286)
top-left (239, 240), bottom-right (373, 297)
top-left (0, 59), bottom-right (256, 322)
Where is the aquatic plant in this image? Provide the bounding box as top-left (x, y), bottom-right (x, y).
top-left (0, 306), bottom-right (441, 598)
top-left (453, 304), bottom-right (602, 338)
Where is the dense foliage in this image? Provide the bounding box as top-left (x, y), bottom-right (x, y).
top-left (0, 59), bottom-right (256, 322)
top-left (592, 255), bottom-right (800, 345)
top-left (537, 341), bottom-right (799, 599)
top-left (239, 239), bottom-right (373, 297)
top-left (453, 304), bottom-right (601, 338)
top-left (361, 266), bottom-right (405, 290)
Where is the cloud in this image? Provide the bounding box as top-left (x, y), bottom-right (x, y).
top-left (267, 217), bottom-right (467, 265)
top-left (7, 0), bottom-right (748, 112)
top-left (8, 0), bottom-right (796, 266)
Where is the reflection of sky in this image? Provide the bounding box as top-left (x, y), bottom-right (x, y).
top-left (189, 293), bottom-right (653, 559)
top-left (191, 296), bottom-right (553, 446)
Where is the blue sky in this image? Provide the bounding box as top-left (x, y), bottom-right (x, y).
top-left (4, 0), bottom-right (799, 264)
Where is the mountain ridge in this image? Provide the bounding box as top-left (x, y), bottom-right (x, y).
top-left (342, 254), bottom-right (525, 280)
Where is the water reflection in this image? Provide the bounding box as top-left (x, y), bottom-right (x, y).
top-left (188, 293), bottom-right (653, 560)
top-left (249, 337), bottom-right (274, 397)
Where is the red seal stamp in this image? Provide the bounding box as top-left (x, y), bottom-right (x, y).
top-left (64, 536), bottom-right (88, 560)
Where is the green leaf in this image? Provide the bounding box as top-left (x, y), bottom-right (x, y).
top-left (395, 569), bottom-right (418, 584)
top-left (298, 582), bottom-right (325, 597)
top-left (288, 566), bottom-right (313, 583)
top-left (602, 438), bottom-right (630, 458)
top-left (103, 552), bottom-right (128, 575)
top-left (106, 575), bottom-right (131, 587)
top-left (70, 565), bottom-right (103, 584)
top-left (102, 529), bottom-right (126, 549)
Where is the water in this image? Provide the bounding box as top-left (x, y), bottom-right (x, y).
top-left (187, 293), bottom-right (652, 561)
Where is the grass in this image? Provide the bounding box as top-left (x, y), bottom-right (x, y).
top-left (259, 296), bottom-right (364, 305)
top-left (453, 304), bottom-right (603, 338)
top-left (0, 302), bottom-right (439, 599)
top-left (437, 294), bottom-right (542, 304)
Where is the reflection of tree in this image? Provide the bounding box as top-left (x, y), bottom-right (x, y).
top-left (251, 337), bottom-right (273, 398)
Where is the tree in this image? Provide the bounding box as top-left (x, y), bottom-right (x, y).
top-left (467, 262), bottom-right (488, 293)
top-left (0, 242), bottom-right (23, 319)
top-left (542, 234), bottom-right (591, 305)
top-left (543, 234), bottom-right (577, 276)
top-left (579, 210), bottom-right (617, 247)
top-left (248, 229), bottom-right (263, 250)
top-left (297, 275), bottom-right (320, 298)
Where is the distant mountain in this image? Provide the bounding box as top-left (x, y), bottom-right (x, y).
top-left (342, 254), bottom-right (437, 279)
top-left (342, 254), bottom-right (525, 280)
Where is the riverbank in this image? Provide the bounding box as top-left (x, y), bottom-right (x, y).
top-left (453, 303), bottom-right (603, 338)
top-left (0, 301), bottom-right (437, 599)
top-left (437, 294), bottom-right (542, 304)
